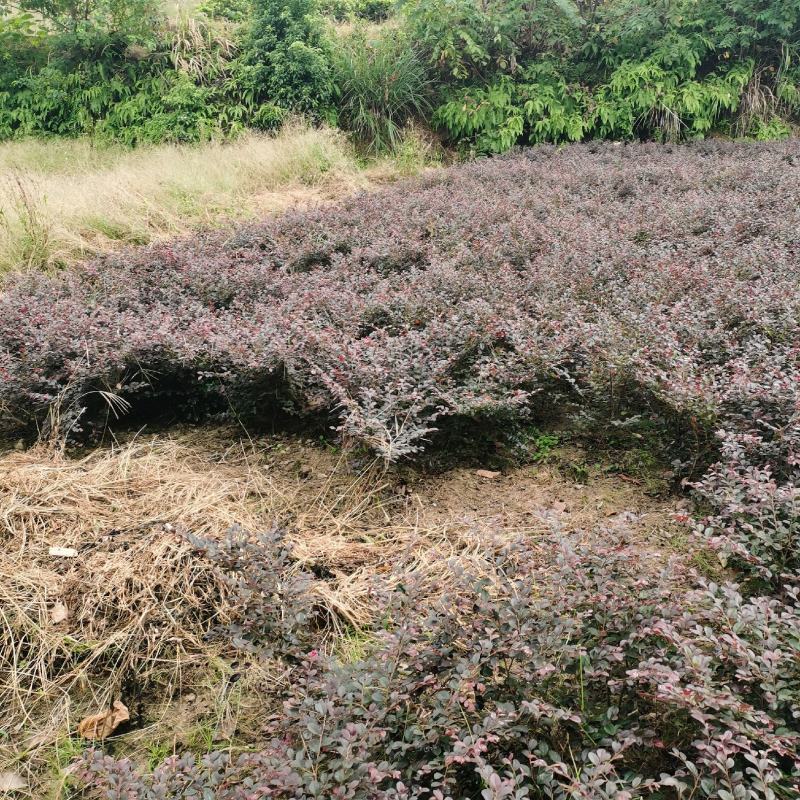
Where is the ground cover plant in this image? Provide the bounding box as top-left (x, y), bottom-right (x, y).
top-left (76, 532), bottom-right (800, 798)
top-left (2, 140), bottom-right (800, 796)
top-left (0, 424), bottom-right (681, 796)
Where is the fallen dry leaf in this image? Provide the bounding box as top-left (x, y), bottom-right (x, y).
top-left (77, 700), bottom-right (129, 739)
top-left (475, 469), bottom-right (501, 479)
top-left (50, 600), bottom-right (69, 624)
top-left (213, 713), bottom-right (237, 742)
top-left (0, 772), bottom-right (26, 792)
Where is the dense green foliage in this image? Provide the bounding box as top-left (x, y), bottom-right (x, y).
top-left (417, 0), bottom-right (800, 150)
top-left (1, 0), bottom-right (798, 149)
top-left (0, 0), bottom-right (336, 143)
top-left (0, 0), bottom-right (260, 143)
top-left (318, 0), bottom-right (392, 22)
top-left (245, 0), bottom-right (334, 121)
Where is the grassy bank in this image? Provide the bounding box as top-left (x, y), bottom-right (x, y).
top-left (0, 125), bottom-right (395, 273)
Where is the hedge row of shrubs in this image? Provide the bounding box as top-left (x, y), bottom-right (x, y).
top-left (1, 140), bottom-right (798, 581)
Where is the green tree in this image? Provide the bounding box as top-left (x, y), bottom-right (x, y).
top-left (404, 0), bottom-right (584, 81)
top-left (14, 0), bottom-right (162, 40)
top-left (418, 0), bottom-right (800, 150)
top-left (246, 0), bottom-right (334, 117)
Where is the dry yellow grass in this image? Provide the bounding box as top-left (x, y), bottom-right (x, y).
top-left (0, 437), bottom-right (255, 794)
top-left (0, 125), bottom-right (368, 273)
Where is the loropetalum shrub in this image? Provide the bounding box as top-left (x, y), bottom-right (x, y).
top-left (76, 535), bottom-right (800, 798)
top-left (184, 525), bottom-right (317, 659)
top-left (1, 141), bottom-right (800, 574)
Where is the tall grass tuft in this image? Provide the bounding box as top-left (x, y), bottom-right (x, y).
top-left (333, 26), bottom-right (430, 153)
top-left (0, 175), bottom-right (53, 271)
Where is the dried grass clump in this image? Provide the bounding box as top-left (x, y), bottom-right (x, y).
top-left (0, 435), bottom-right (293, 788)
top-left (0, 436), bottom-right (274, 545)
top-left (0, 438), bottom-right (275, 783)
top-left (0, 527), bottom-right (227, 738)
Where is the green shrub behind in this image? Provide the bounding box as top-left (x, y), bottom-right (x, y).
top-left (318, 0), bottom-right (392, 22)
top-left (412, 0), bottom-right (800, 151)
top-left (2, 0), bottom-right (799, 149)
top-left (0, 0), bottom-right (336, 143)
top-left (244, 0), bottom-right (335, 119)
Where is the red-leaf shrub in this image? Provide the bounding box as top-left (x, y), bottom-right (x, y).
top-left (1, 140), bottom-right (799, 573)
top-left (77, 533), bottom-right (800, 799)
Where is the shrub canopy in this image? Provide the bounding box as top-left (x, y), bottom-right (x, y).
top-left (1, 140), bottom-right (798, 579)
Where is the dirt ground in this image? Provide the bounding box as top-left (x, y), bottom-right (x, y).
top-left (0, 427), bottom-right (691, 797)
